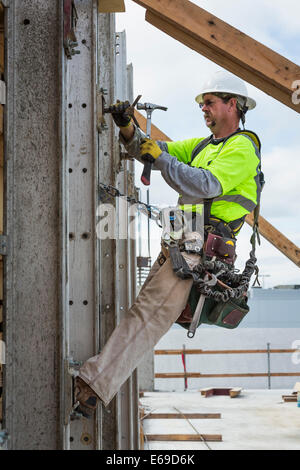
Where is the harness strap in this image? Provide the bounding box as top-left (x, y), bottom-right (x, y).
top-left (191, 129), bottom-right (262, 241)
top-left (205, 214), bottom-right (246, 239)
top-left (190, 128), bottom-right (261, 166)
top-left (189, 135), bottom-right (213, 164)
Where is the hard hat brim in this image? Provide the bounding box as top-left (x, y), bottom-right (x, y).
top-left (195, 91), bottom-right (256, 110)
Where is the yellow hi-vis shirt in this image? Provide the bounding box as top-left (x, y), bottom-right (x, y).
top-left (166, 132), bottom-right (262, 224)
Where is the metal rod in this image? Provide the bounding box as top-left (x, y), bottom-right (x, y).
top-left (146, 189), bottom-right (151, 259)
top-left (173, 407), bottom-right (212, 450)
top-left (182, 344), bottom-right (187, 390)
top-left (146, 110), bottom-right (152, 138)
top-left (267, 342), bottom-right (271, 390)
top-left (138, 188), bottom-right (142, 258)
top-left (138, 188), bottom-right (142, 287)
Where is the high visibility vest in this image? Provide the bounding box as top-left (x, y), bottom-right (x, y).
top-left (166, 130), bottom-right (263, 226)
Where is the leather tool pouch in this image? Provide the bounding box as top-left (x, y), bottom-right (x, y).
top-left (176, 286), bottom-right (249, 330)
top-left (205, 232), bottom-right (236, 264)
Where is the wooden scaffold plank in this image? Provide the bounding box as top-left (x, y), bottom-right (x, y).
top-left (245, 212), bottom-right (300, 268)
top-left (98, 0), bottom-right (125, 13)
top-left (145, 434), bottom-right (222, 442)
top-left (132, 0), bottom-right (300, 112)
top-left (144, 412), bottom-right (221, 419)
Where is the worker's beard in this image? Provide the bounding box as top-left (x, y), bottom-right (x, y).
top-left (204, 114), bottom-right (216, 129)
top-left (206, 119), bottom-right (216, 130)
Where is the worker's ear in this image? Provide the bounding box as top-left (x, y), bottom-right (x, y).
top-left (228, 97), bottom-right (238, 111)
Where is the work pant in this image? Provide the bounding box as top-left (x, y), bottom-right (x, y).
top-left (78, 251), bottom-right (199, 407)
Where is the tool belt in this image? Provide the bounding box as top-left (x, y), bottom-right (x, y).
top-left (158, 214), bottom-right (255, 335)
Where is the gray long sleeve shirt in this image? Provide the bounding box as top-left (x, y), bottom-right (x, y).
top-left (120, 126), bottom-right (222, 205)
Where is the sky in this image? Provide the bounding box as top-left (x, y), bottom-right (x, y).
top-left (115, 0), bottom-right (300, 289)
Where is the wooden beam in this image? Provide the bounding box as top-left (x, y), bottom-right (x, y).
top-left (133, 30), bottom-right (300, 267)
top-left (155, 348), bottom-right (298, 355)
top-left (132, 0), bottom-right (300, 113)
top-left (139, 408), bottom-right (145, 450)
top-left (230, 388), bottom-right (242, 398)
top-left (144, 412), bottom-right (221, 419)
top-left (98, 0), bottom-right (125, 13)
top-left (200, 387), bottom-right (242, 398)
top-left (135, 110), bottom-right (171, 141)
top-left (282, 395), bottom-right (297, 402)
top-left (155, 372), bottom-right (300, 379)
top-left (145, 434), bottom-right (222, 442)
top-left (246, 213), bottom-right (300, 268)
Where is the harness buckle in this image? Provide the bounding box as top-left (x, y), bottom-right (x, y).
top-left (181, 237), bottom-right (203, 254)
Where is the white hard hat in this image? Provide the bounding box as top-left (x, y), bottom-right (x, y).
top-left (195, 71), bottom-right (256, 111)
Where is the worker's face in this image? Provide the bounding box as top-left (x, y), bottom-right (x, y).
top-left (201, 93), bottom-right (237, 130)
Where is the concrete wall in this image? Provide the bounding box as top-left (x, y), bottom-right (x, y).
top-left (4, 0), bottom-right (61, 449)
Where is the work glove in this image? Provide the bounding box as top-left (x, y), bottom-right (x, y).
top-left (108, 100), bottom-right (132, 127)
top-left (140, 138), bottom-right (162, 161)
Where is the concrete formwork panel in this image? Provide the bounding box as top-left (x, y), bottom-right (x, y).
top-left (3, 0), bottom-right (139, 450)
top-left (4, 0), bottom-right (61, 450)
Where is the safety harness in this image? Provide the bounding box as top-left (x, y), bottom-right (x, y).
top-left (162, 129), bottom-right (264, 336)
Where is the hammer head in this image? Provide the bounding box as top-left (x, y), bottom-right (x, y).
top-left (137, 102), bottom-right (168, 112)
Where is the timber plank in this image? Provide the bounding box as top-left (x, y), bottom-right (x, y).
top-left (135, 110), bottom-right (171, 141)
top-left (200, 387), bottom-right (242, 398)
top-left (146, 434), bottom-right (222, 442)
top-left (140, 408), bottom-right (145, 450)
top-left (146, 11), bottom-right (297, 113)
top-left (98, 0), bottom-right (125, 13)
top-left (229, 388), bottom-right (242, 398)
top-left (282, 395), bottom-right (297, 402)
top-left (132, 0), bottom-right (300, 112)
top-left (144, 413), bottom-right (221, 419)
top-left (156, 372), bottom-right (300, 379)
top-left (246, 212), bottom-right (300, 268)
top-left (155, 348), bottom-right (298, 355)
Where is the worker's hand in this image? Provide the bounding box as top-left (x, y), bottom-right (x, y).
top-left (108, 100), bottom-right (132, 127)
top-left (140, 138), bottom-right (162, 161)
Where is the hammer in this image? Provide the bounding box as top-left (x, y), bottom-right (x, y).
top-left (137, 101), bottom-right (168, 186)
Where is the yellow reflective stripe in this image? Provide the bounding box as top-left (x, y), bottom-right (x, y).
top-left (178, 204), bottom-right (203, 214)
top-left (232, 220), bottom-right (244, 233)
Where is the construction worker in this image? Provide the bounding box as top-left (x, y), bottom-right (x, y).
top-left (74, 71), bottom-right (262, 417)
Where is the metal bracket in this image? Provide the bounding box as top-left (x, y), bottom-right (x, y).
top-left (64, 358), bottom-right (83, 424)
top-left (63, 0), bottom-right (80, 60)
top-left (68, 357), bottom-right (83, 370)
top-left (0, 235), bottom-right (8, 255)
top-left (0, 81), bottom-right (6, 105)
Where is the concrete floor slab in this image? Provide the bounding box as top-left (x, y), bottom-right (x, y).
top-left (140, 390), bottom-right (300, 450)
